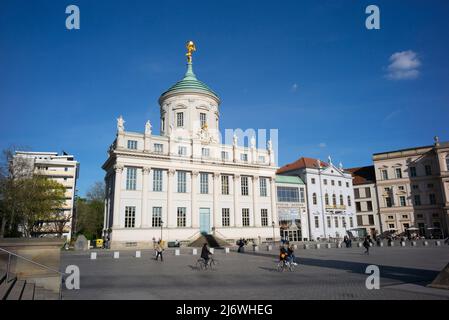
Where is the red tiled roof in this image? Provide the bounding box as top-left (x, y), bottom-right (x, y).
top-left (345, 166), bottom-right (376, 185)
top-left (277, 157), bottom-right (329, 174)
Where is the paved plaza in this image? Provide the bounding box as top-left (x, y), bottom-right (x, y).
top-left (60, 245), bottom-right (449, 300)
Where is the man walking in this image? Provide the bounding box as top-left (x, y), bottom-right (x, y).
top-left (363, 236), bottom-right (370, 255)
top-left (155, 240), bottom-right (164, 261)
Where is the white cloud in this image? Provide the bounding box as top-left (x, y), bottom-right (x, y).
top-left (386, 50), bottom-right (421, 80)
top-left (384, 109), bottom-right (401, 122)
top-left (318, 142), bottom-right (327, 148)
top-left (291, 83), bottom-right (299, 92)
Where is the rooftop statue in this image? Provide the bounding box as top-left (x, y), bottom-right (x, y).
top-left (186, 40), bottom-right (196, 63)
top-left (145, 120), bottom-right (152, 135)
top-left (117, 115), bottom-right (125, 132)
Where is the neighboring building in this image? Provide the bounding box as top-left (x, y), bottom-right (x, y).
top-left (277, 156), bottom-right (356, 240)
top-left (13, 151), bottom-right (79, 240)
top-left (372, 137), bottom-right (449, 238)
top-left (275, 175), bottom-right (309, 241)
top-left (102, 42), bottom-right (278, 248)
top-left (346, 166), bottom-right (381, 237)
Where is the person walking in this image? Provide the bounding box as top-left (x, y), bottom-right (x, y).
top-left (201, 243), bottom-right (212, 266)
top-left (363, 236), bottom-right (370, 255)
top-left (155, 240), bottom-right (164, 261)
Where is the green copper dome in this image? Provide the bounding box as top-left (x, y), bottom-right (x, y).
top-left (159, 62), bottom-right (220, 103)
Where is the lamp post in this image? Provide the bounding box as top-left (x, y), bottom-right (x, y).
top-left (160, 220), bottom-right (164, 242)
top-left (272, 221), bottom-right (276, 246)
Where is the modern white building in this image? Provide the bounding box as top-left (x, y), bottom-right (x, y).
top-left (102, 42), bottom-right (278, 249)
top-left (275, 175), bottom-right (309, 241)
top-left (277, 157), bottom-right (356, 240)
top-left (13, 151), bottom-right (79, 240)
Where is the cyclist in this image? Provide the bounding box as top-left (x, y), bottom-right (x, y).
top-left (201, 243), bottom-right (212, 266)
top-left (279, 245), bottom-right (288, 264)
top-left (287, 244), bottom-right (298, 266)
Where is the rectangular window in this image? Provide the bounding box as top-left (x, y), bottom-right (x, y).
top-left (315, 216), bottom-right (319, 228)
top-left (338, 181), bottom-right (342, 187)
top-left (395, 168), bottom-right (402, 179)
top-left (152, 207), bottom-right (162, 227)
top-left (200, 173), bottom-right (209, 194)
top-left (177, 207), bottom-right (186, 227)
top-left (386, 197), bottom-right (392, 207)
top-left (365, 187), bottom-right (371, 198)
top-left (367, 201), bottom-right (373, 211)
top-left (414, 195), bottom-right (421, 206)
top-left (342, 217), bottom-right (347, 228)
top-left (357, 215), bottom-right (363, 226)
top-left (222, 208), bottom-right (230, 227)
top-left (311, 178), bottom-right (316, 184)
top-left (368, 215), bottom-right (375, 225)
top-left (349, 217), bottom-right (354, 228)
top-left (177, 112), bottom-right (184, 127)
top-left (124, 206), bottom-right (136, 228)
top-left (346, 182), bottom-right (350, 188)
top-left (126, 167), bottom-right (137, 190)
top-left (178, 146), bottom-right (187, 156)
top-left (240, 153), bottom-right (248, 162)
top-left (354, 189), bottom-right (360, 199)
top-left (427, 183), bottom-right (434, 188)
top-left (127, 140), bottom-right (138, 150)
top-left (402, 215), bottom-right (408, 219)
top-left (153, 169), bottom-right (163, 191)
top-left (221, 175), bottom-right (229, 195)
top-left (398, 186), bottom-right (405, 191)
top-left (177, 171), bottom-right (187, 193)
top-left (323, 179), bottom-right (328, 185)
top-left (241, 176), bottom-right (249, 196)
top-left (356, 202), bottom-right (362, 212)
top-left (400, 196), bottom-right (406, 207)
top-left (258, 156), bottom-right (265, 163)
top-left (412, 184), bottom-right (419, 190)
top-left (334, 217), bottom-right (339, 228)
top-left (261, 209), bottom-right (268, 227)
top-left (260, 178), bottom-right (267, 197)
top-left (425, 165), bottom-right (432, 176)
top-left (387, 215), bottom-right (394, 220)
top-left (410, 166), bottom-right (417, 177)
top-left (277, 186), bottom-right (300, 202)
top-left (327, 216), bottom-right (331, 228)
top-left (200, 112), bottom-right (207, 127)
top-left (331, 180), bottom-right (335, 186)
top-left (382, 169), bottom-right (388, 180)
top-left (221, 151), bottom-right (229, 161)
top-left (202, 148), bottom-right (210, 157)
top-left (389, 223), bottom-right (395, 229)
top-left (429, 193), bottom-right (436, 205)
top-left (154, 143), bottom-right (163, 153)
top-left (242, 208), bottom-right (250, 227)
top-left (300, 188), bottom-right (305, 203)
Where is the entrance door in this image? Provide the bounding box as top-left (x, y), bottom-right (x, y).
top-left (199, 208), bottom-right (211, 235)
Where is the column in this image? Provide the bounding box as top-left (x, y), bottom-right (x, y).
top-left (213, 172), bottom-right (220, 229)
top-left (112, 164), bottom-right (124, 228)
top-left (167, 169), bottom-right (175, 228)
top-left (270, 176), bottom-right (277, 228)
top-left (253, 176), bottom-right (260, 227)
top-left (191, 171), bottom-right (199, 228)
top-left (141, 167), bottom-right (151, 227)
top-left (234, 174), bottom-right (241, 226)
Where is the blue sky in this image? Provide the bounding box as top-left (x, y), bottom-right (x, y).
top-left (1, 0), bottom-right (448, 196)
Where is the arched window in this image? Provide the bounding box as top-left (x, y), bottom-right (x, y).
top-left (340, 194), bottom-right (344, 206)
top-left (347, 195), bottom-right (352, 206)
top-left (313, 193), bottom-right (317, 205)
top-left (332, 194), bottom-right (337, 206)
top-left (325, 193), bottom-right (329, 205)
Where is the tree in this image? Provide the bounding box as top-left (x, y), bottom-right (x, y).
top-left (75, 181), bottom-right (105, 240)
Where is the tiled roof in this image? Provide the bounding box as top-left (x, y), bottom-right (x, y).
top-left (277, 157), bottom-right (328, 174)
top-left (345, 166), bottom-right (376, 185)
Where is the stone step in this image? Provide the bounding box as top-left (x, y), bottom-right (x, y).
top-left (21, 282), bottom-right (35, 300)
top-left (0, 277), bottom-right (16, 300)
top-left (33, 286), bottom-right (59, 300)
top-left (6, 279), bottom-right (26, 300)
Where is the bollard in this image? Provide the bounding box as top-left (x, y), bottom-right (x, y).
top-left (90, 252), bottom-right (97, 260)
top-left (225, 247), bottom-right (230, 254)
top-left (175, 249), bottom-right (180, 256)
top-left (210, 248), bottom-right (214, 254)
top-left (388, 241), bottom-right (394, 247)
top-left (192, 248), bottom-right (198, 255)
top-left (423, 241), bottom-right (429, 247)
top-left (357, 242), bottom-right (362, 248)
top-left (135, 251), bottom-right (141, 258)
top-left (293, 244), bottom-right (298, 250)
top-left (435, 241), bottom-right (441, 247)
top-left (315, 244), bottom-right (320, 249)
top-left (266, 245), bottom-right (273, 251)
top-left (253, 245), bottom-right (259, 252)
top-left (400, 241), bottom-right (406, 247)
top-left (379, 242), bottom-right (384, 247)
top-left (326, 243), bottom-right (331, 249)
top-left (336, 242), bottom-right (342, 248)
top-left (369, 243), bottom-right (373, 247)
top-left (114, 251), bottom-right (120, 259)
top-left (303, 244), bottom-right (309, 250)
top-left (411, 241), bottom-right (417, 247)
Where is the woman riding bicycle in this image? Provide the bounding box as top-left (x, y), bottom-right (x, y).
top-left (201, 243), bottom-right (212, 265)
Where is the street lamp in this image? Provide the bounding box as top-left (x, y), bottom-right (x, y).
top-left (272, 221), bottom-right (276, 246)
top-left (160, 220), bottom-right (164, 242)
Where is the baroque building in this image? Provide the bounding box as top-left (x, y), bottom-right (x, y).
top-left (102, 42), bottom-right (278, 248)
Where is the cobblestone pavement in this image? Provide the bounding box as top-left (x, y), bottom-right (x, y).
top-left (60, 246), bottom-right (449, 300)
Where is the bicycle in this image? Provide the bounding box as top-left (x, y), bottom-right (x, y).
top-left (196, 257), bottom-right (217, 270)
top-left (276, 259), bottom-right (295, 272)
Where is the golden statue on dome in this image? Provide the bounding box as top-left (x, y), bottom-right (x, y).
top-left (186, 40), bottom-right (196, 63)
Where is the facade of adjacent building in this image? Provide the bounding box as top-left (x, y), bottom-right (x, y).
top-left (275, 175), bottom-right (309, 241)
top-left (277, 157), bottom-right (356, 240)
top-left (13, 151), bottom-right (79, 240)
top-left (346, 166), bottom-right (382, 237)
top-left (102, 45), bottom-right (278, 248)
top-left (372, 137), bottom-right (449, 237)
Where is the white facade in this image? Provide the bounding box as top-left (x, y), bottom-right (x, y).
top-left (278, 157), bottom-right (356, 240)
top-left (102, 55), bottom-right (278, 248)
top-left (13, 151), bottom-right (79, 240)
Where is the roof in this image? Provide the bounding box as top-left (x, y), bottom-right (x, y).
top-left (346, 166), bottom-right (376, 185)
top-left (277, 157), bottom-right (328, 174)
top-left (159, 62), bottom-right (220, 103)
top-left (275, 175), bottom-right (304, 185)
